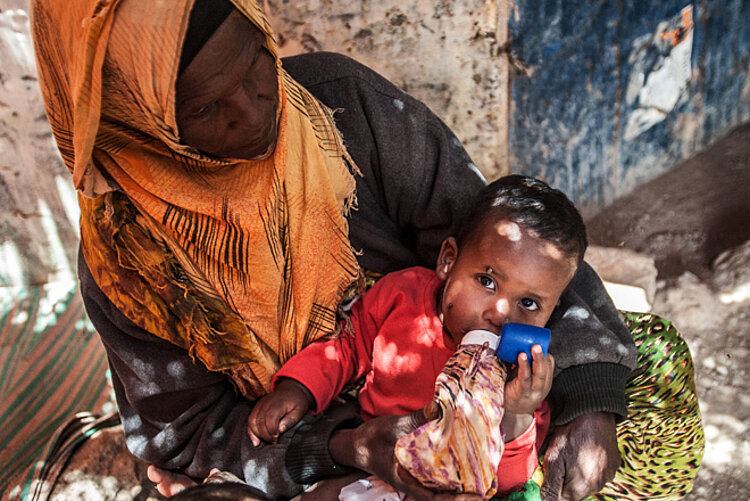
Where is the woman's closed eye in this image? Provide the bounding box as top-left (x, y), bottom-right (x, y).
top-left (189, 101), bottom-right (218, 120)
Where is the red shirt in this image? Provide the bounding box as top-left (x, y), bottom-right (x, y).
top-left (275, 267), bottom-right (550, 494)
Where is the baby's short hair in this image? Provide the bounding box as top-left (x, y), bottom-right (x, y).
top-left (456, 175), bottom-right (588, 265)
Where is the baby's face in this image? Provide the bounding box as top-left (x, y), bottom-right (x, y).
top-left (436, 219), bottom-right (577, 345)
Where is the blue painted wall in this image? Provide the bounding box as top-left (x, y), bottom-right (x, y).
top-left (509, 0), bottom-right (750, 215)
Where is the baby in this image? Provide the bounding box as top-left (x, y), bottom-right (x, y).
top-left (248, 174), bottom-right (587, 497)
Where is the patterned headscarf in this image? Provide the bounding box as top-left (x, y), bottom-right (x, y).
top-left (31, 0), bottom-right (360, 398)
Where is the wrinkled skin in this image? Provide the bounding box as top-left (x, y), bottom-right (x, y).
top-left (176, 11), bottom-right (278, 160)
top-left (540, 413), bottom-right (621, 501)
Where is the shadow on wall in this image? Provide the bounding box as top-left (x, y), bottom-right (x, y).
top-left (0, 6), bottom-right (80, 286)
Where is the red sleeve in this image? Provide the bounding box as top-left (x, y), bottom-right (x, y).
top-left (495, 401), bottom-right (551, 496)
top-left (272, 273), bottom-right (403, 413)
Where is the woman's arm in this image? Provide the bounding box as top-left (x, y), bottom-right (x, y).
top-left (546, 261), bottom-right (637, 424)
top-left (79, 249), bottom-right (359, 500)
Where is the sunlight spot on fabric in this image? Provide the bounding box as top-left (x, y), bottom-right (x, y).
top-left (616, 344), bottom-right (632, 356)
top-left (323, 344), bottom-right (340, 361)
top-left (153, 428), bottom-right (176, 449)
top-left (599, 336), bottom-right (613, 346)
top-left (243, 462), bottom-right (271, 488)
top-left (131, 357), bottom-right (155, 378)
top-left (380, 339), bottom-right (423, 373)
top-left (12, 309), bottom-right (28, 325)
top-left (562, 306), bottom-right (590, 321)
top-left (127, 433), bottom-right (148, 456)
top-left (167, 360), bottom-right (186, 378)
top-left (122, 414), bottom-right (143, 432)
top-left (592, 295), bottom-right (609, 309)
top-left (574, 347), bottom-right (599, 363)
top-left (393, 98), bottom-right (404, 111)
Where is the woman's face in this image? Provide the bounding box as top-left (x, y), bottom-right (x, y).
top-left (176, 11), bottom-right (278, 160)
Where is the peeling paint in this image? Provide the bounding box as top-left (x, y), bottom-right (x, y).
top-left (510, 0), bottom-right (750, 214)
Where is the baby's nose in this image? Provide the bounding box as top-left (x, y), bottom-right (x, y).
top-left (486, 298), bottom-right (510, 328)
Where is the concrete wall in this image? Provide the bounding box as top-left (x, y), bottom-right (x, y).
top-left (509, 0), bottom-right (750, 215)
top-left (264, 0), bottom-right (512, 180)
top-left (0, 2), bottom-right (79, 286)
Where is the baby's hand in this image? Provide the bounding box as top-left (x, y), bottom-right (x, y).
top-left (247, 378), bottom-right (314, 446)
top-left (504, 344), bottom-right (554, 415)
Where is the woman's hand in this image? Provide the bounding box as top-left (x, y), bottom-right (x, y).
top-left (504, 345), bottom-right (554, 415)
top-left (540, 413), bottom-right (620, 500)
top-left (247, 378), bottom-right (314, 446)
top-left (328, 403), bottom-right (482, 501)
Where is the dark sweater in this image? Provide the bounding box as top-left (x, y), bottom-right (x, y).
top-left (79, 52), bottom-right (636, 500)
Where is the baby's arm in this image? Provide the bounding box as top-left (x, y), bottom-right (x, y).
top-left (502, 345), bottom-right (554, 441)
top-left (247, 378), bottom-right (315, 446)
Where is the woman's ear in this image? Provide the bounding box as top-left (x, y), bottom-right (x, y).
top-left (436, 237), bottom-right (458, 280)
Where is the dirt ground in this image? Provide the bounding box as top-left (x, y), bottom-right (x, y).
top-left (587, 123), bottom-right (750, 500)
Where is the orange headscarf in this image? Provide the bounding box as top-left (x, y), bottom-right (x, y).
top-left (31, 0), bottom-right (360, 398)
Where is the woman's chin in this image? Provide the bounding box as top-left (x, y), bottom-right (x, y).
top-left (223, 136), bottom-right (277, 161)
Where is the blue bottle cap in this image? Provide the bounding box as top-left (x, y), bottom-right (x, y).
top-left (497, 323), bottom-right (551, 364)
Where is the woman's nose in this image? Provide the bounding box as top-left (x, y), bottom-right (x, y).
top-left (226, 88), bottom-right (260, 129)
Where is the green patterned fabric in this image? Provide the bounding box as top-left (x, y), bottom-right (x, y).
top-left (593, 312), bottom-right (704, 500)
top-left (495, 312), bottom-right (705, 501)
top-left (0, 282), bottom-right (115, 500)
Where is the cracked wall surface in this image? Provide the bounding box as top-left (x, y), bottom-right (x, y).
top-left (264, 0), bottom-right (512, 180)
top-left (509, 0), bottom-right (750, 216)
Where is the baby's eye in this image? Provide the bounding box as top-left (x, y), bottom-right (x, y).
top-left (477, 275), bottom-right (496, 291)
top-left (520, 298), bottom-right (539, 311)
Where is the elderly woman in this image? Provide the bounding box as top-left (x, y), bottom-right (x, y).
top-left (30, 0), bottom-right (702, 500)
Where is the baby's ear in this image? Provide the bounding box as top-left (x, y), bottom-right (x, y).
top-left (436, 237), bottom-right (458, 280)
